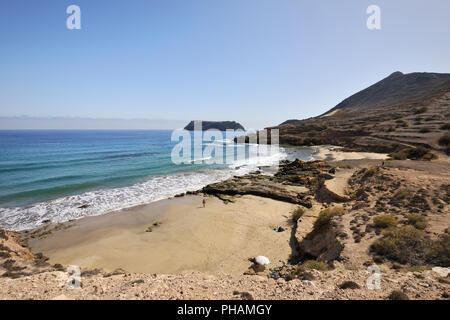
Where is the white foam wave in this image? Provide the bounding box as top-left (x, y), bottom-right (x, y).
top-left (0, 147), bottom-right (289, 231)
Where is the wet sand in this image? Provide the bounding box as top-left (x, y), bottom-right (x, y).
top-left (29, 195), bottom-right (296, 275)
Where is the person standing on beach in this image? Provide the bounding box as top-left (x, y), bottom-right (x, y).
top-left (202, 198), bottom-right (206, 208)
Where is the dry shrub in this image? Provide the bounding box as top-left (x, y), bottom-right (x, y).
top-left (373, 215), bottom-right (397, 228)
top-left (370, 226), bottom-right (428, 265)
top-left (406, 213), bottom-right (427, 230)
top-left (291, 207), bottom-right (305, 222)
top-left (313, 206), bottom-right (344, 231)
top-left (299, 260), bottom-right (329, 271)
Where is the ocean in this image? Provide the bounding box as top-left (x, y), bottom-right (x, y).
top-left (0, 130), bottom-right (314, 230)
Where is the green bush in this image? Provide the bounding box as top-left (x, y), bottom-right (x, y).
top-left (370, 226), bottom-right (429, 265)
top-left (373, 215), bottom-right (397, 228)
top-left (289, 268), bottom-right (315, 280)
top-left (313, 207), bottom-right (344, 231)
top-left (426, 234), bottom-right (450, 267)
top-left (299, 260), bottom-right (329, 271)
top-left (405, 265), bottom-right (430, 272)
top-left (393, 189), bottom-right (409, 200)
top-left (406, 214), bottom-right (427, 230)
top-left (389, 146), bottom-right (432, 160)
top-left (363, 167), bottom-right (378, 177)
top-left (314, 210), bottom-right (333, 231)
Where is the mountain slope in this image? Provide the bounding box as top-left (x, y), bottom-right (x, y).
top-left (243, 71), bottom-right (450, 154)
top-left (322, 72), bottom-right (450, 116)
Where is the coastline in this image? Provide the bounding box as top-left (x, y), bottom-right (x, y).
top-left (25, 145), bottom-right (387, 275)
top-left (2, 145), bottom-right (448, 300)
top-left (19, 145), bottom-right (389, 275)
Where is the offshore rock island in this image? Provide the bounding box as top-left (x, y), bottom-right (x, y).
top-left (184, 120), bottom-right (245, 131)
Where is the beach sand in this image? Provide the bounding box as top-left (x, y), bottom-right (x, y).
top-left (313, 145), bottom-right (388, 161)
top-left (29, 195), bottom-right (296, 275)
top-left (27, 146), bottom-right (385, 277)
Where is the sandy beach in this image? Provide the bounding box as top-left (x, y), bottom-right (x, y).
top-left (313, 145), bottom-right (388, 161)
top-left (29, 195), bottom-right (296, 275)
top-left (26, 146), bottom-right (386, 276)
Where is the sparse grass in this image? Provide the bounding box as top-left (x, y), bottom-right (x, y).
top-left (363, 167), bottom-right (378, 178)
top-left (389, 146), bottom-right (433, 160)
top-left (426, 234), bottom-right (450, 267)
top-left (313, 207), bottom-right (344, 231)
top-left (289, 268), bottom-right (316, 280)
top-left (291, 207), bottom-right (305, 222)
top-left (371, 226), bottom-right (427, 265)
top-left (405, 265), bottom-right (430, 273)
top-left (373, 215), bottom-right (397, 228)
top-left (299, 260), bottom-right (329, 271)
top-left (393, 189), bottom-right (410, 200)
top-left (371, 226), bottom-right (450, 267)
top-left (406, 213), bottom-right (427, 230)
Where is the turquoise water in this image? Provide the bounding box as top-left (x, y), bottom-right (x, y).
top-left (0, 130), bottom-right (314, 230)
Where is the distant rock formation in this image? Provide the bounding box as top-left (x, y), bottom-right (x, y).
top-left (184, 121), bottom-right (245, 131)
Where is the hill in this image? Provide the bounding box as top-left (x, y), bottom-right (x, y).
top-left (322, 72), bottom-right (450, 116)
top-left (244, 72), bottom-right (450, 155)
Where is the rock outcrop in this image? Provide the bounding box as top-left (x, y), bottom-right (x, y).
top-left (297, 217), bottom-right (345, 262)
top-left (0, 228), bottom-right (57, 279)
top-left (202, 160), bottom-right (343, 208)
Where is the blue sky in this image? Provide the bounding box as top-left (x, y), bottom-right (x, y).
top-left (1, 0), bottom-right (449, 129)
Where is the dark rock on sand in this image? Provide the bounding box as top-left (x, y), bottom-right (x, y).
top-left (204, 160), bottom-right (344, 208)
